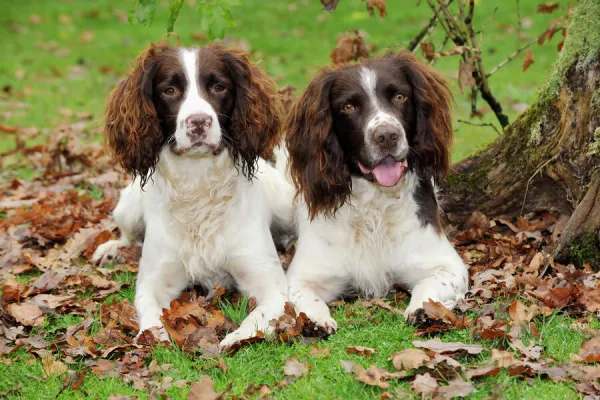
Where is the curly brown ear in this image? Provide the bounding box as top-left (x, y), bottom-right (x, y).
top-left (394, 50), bottom-right (453, 180)
top-left (104, 43), bottom-right (168, 186)
top-left (211, 45), bottom-right (282, 179)
top-left (285, 71), bottom-right (351, 220)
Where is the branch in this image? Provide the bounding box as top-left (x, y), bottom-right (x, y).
top-left (486, 37), bottom-right (538, 77)
top-left (456, 119), bottom-right (501, 135)
top-left (408, 7), bottom-right (442, 51)
top-left (516, 0), bottom-right (522, 45)
top-left (461, 0), bottom-right (509, 128)
top-left (429, 34), bottom-right (450, 65)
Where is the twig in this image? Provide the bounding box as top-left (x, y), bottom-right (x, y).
top-left (408, 7), bottom-right (442, 51)
top-left (486, 37), bottom-right (538, 77)
top-left (456, 119), bottom-right (501, 135)
top-left (462, 0), bottom-right (509, 128)
top-left (429, 34), bottom-right (449, 65)
top-left (520, 153), bottom-right (561, 216)
top-left (470, 87), bottom-right (478, 116)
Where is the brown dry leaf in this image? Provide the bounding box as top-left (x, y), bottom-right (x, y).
top-left (437, 379), bottom-right (475, 399)
top-left (422, 299), bottom-right (458, 325)
top-left (8, 303), bottom-right (45, 327)
top-left (458, 58), bottom-right (476, 93)
top-left (330, 31), bottom-right (370, 65)
top-left (30, 294), bottom-right (76, 309)
top-left (389, 348), bottom-right (430, 371)
top-left (508, 299), bottom-right (539, 324)
top-left (346, 346), bottom-right (377, 356)
top-left (537, 2), bottom-right (560, 13)
top-left (284, 356), bottom-right (310, 378)
top-left (310, 346), bottom-right (331, 358)
top-left (413, 339), bottom-right (484, 355)
top-left (410, 372), bottom-right (439, 397)
top-left (530, 284), bottom-right (573, 308)
top-left (187, 375), bottom-right (231, 400)
top-left (42, 354), bottom-right (68, 378)
top-left (522, 48), bottom-right (535, 72)
top-left (355, 365), bottom-right (405, 389)
top-left (361, 298), bottom-right (403, 314)
top-left (579, 286), bottom-right (600, 312)
top-left (420, 41), bottom-right (435, 61)
top-left (575, 336), bottom-right (600, 363)
top-left (510, 339), bottom-right (543, 360)
top-left (365, 0), bottom-right (386, 17)
top-left (321, 0), bottom-right (340, 11)
top-left (464, 366), bottom-right (501, 380)
top-left (491, 348), bottom-right (515, 367)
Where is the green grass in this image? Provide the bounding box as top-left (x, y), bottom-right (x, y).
top-left (0, 1), bottom-right (587, 398)
top-left (1, 0), bottom-right (570, 161)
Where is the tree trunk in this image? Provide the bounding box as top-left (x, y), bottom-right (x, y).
top-left (442, 0), bottom-right (600, 265)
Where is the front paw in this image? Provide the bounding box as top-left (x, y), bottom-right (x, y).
top-left (92, 240), bottom-right (121, 265)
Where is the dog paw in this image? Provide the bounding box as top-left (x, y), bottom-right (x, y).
top-left (92, 240), bottom-right (121, 265)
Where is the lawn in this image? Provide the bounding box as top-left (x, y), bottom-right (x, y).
top-left (2, 1), bottom-right (599, 399)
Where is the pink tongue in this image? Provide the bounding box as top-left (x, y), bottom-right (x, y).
top-left (372, 156), bottom-right (404, 187)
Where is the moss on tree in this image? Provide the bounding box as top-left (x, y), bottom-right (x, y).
top-left (562, 232), bottom-right (600, 270)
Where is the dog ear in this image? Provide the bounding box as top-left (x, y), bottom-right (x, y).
top-left (104, 43), bottom-right (170, 186)
top-left (393, 50), bottom-right (453, 180)
top-left (211, 45), bottom-right (283, 179)
top-left (285, 71), bottom-right (352, 220)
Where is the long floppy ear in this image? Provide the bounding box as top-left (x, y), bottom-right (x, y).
top-left (104, 43), bottom-right (168, 186)
top-left (211, 45), bottom-right (283, 179)
top-left (394, 50), bottom-right (453, 180)
top-left (285, 71), bottom-right (351, 220)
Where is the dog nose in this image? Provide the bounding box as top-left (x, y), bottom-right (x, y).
top-left (372, 126), bottom-right (400, 148)
top-left (185, 113), bottom-right (213, 136)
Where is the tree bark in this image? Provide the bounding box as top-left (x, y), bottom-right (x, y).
top-left (441, 0), bottom-right (600, 264)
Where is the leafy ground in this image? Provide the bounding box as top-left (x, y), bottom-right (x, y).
top-left (2, 1), bottom-right (600, 399)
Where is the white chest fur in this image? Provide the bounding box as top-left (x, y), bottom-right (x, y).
top-left (145, 150), bottom-right (245, 282)
top-left (297, 173), bottom-right (426, 297)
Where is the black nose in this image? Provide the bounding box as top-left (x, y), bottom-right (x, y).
top-left (372, 126), bottom-right (400, 148)
top-left (186, 113), bottom-right (213, 137)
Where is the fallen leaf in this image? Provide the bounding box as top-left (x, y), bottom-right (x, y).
top-left (346, 346), bottom-right (377, 356)
top-left (389, 348), bottom-right (430, 371)
top-left (284, 356), bottom-right (309, 378)
top-left (410, 373), bottom-right (439, 396)
top-left (413, 339), bottom-right (484, 355)
top-left (8, 303), bottom-right (45, 327)
top-left (365, 0), bottom-right (386, 17)
top-left (42, 354), bottom-right (67, 377)
top-left (575, 336), bottom-right (600, 363)
top-left (187, 375), bottom-right (231, 400)
top-left (437, 379), bottom-right (475, 399)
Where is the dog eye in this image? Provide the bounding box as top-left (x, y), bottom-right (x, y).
top-left (342, 103), bottom-right (356, 113)
top-left (211, 84), bottom-right (226, 93)
top-left (163, 87), bottom-right (178, 97)
top-left (393, 93), bottom-right (406, 102)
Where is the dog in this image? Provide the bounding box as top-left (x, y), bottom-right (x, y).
top-left (283, 50), bottom-right (468, 332)
top-left (93, 42), bottom-right (291, 349)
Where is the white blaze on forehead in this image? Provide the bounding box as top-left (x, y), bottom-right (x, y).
top-left (174, 48), bottom-right (221, 150)
top-left (359, 67), bottom-right (403, 134)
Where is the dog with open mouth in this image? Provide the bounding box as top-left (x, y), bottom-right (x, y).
top-left (92, 42), bottom-right (291, 349)
top-left (283, 50), bottom-right (468, 332)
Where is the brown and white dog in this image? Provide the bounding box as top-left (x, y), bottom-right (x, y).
top-left (92, 43), bottom-right (291, 349)
top-left (282, 51), bottom-right (468, 331)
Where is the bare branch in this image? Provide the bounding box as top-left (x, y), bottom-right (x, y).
top-left (486, 37), bottom-right (538, 78)
top-left (456, 119), bottom-right (501, 135)
top-left (429, 34), bottom-right (450, 65)
top-left (516, 0), bottom-right (522, 45)
top-left (408, 7), bottom-right (442, 51)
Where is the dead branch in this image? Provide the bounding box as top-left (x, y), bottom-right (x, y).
top-left (487, 37), bottom-right (539, 78)
top-left (456, 119), bottom-right (501, 135)
top-left (408, 7), bottom-right (441, 51)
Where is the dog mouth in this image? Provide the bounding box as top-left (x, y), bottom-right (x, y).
top-left (357, 156), bottom-right (409, 187)
top-left (171, 140), bottom-right (223, 156)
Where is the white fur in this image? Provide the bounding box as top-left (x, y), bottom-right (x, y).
top-left (287, 174), bottom-right (468, 331)
top-left (360, 67), bottom-right (409, 159)
top-left (93, 48), bottom-right (289, 350)
top-left (174, 48), bottom-right (222, 154)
